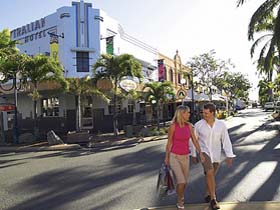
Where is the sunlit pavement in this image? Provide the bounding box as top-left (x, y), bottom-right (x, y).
top-left (135, 201), bottom-right (280, 210)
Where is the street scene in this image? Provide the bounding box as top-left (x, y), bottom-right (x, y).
top-left (1, 0), bottom-right (280, 210)
top-left (0, 108), bottom-right (279, 210)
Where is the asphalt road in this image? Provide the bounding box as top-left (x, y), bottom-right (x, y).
top-left (0, 108), bottom-right (279, 210)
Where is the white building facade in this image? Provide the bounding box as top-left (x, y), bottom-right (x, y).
top-left (4, 0), bottom-right (159, 136)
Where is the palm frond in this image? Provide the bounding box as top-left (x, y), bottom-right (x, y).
top-left (248, 1), bottom-right (278, 40)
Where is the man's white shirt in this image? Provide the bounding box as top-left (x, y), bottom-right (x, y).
top-left (191, 119), bottom-right (236, 162)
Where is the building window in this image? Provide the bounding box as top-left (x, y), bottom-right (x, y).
top-left (178, 74), bottom-right (181, 85)
top-left (76, 52), bottom-right (89, 72)
top-left (108, 102), bottom-right (121, 115)
top-left (169, 68), bottom-right (173, 83)
top-left (42, 97), bottom-right (60, 117)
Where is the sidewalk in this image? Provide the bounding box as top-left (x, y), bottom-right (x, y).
top-left (0, 134), bottom-right (168, 153)
top-left (0, 141), bottom-right (83, 152)
top-left (135, 201), bottom-right (280, 210)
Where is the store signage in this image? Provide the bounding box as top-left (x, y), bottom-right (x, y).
top-left (120, 79), bottom-right (137, 92)
top-left (0, 104), bottom-right (15, 111)
top-left (10, 18), bottom-right (47, 43)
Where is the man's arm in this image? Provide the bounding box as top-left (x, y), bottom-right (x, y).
top-left (221, 123), bottom-right (236, 167)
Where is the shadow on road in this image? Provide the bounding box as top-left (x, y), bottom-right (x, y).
top-left (5, 145), bottom-right (164, 210)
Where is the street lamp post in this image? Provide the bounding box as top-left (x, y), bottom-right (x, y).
top-left (0, 72), bottom-right (23, 144)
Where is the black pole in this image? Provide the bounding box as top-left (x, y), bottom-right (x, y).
top-left (189, 74), bottom-right (195, 124)
top-left (13, 77), bottom-right (19, 144)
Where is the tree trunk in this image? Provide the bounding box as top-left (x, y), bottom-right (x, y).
top-left (268, 71), bottom-right (273, 101)
top-left (33, 99), bottom-right (38, 140)
top-left (162, 104), bottom-right (166, 126)
top-left (76, 95), bottom-right (81, 132)
top-left (132, 101), bottom-right (137, 126)
top-left (113, 79), bottom-right (118, 136)
top-left (156, 103), bottom-right (160, 131)
top-left (33, 84), bottom-right (39, 141)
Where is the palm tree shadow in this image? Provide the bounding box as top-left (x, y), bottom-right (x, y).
top-left (216, 132), bottom-right (280, 203)
top-left (5, 145), bottom-right (165, 210)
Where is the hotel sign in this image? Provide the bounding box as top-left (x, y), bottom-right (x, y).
top-left (10, 18), bottom-right (47, 43)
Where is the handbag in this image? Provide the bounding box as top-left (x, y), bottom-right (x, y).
top-left (156, 164), bottom-right (176, 199)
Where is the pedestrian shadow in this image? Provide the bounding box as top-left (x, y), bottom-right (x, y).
top-left (216, 130), bottom-right (280, 204)
top-left (4, 144), bottom-right (165, 210)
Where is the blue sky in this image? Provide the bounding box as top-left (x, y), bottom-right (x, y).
top-left (0, 0), bottom-right (265, 100)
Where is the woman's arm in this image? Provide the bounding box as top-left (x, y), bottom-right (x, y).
top-left (164, 123), bottom-right (175, 165)
top-left (189, 124), bottom-right (205, 163)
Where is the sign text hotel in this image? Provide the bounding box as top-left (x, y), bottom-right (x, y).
top-left (10, 18), bottom-right (47, 43)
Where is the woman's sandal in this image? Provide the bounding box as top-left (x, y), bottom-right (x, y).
top-left (176, 203), bottom-right (185, 210)
top-left (204, 195), bottom-right (211, 203)
top-left (210, 199), bottom-right (220, 210)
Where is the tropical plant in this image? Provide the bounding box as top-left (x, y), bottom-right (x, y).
top-left (0, 29), bottom-right (18, 57)
top-left (213, 71), bottom-right (251, 100)
top-left (238, 1), bottom-right (280, 78)
top-left (24, 54), bottom-right (68, 139)
top-left (237, 1), bottom-right (280, 100)
top-left (273, 73), bottom-right (280, 98)
top-left (93, 53), bottom-right (142, 136)
top-left (126, 89), bottom-right (143, 126)
top-left (186, 50), bottom-right (235, 99)
top-left (66, 76), bottom-right (108, 131)
top-left (258, 78), bottom-right (274, 104)
top-left (143, 81), bottom-right (175, 130)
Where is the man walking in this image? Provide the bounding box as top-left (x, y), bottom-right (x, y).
top-left (191, 103), bottom-right (235, 210)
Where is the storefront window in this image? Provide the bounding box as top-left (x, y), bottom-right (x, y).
top-left (127, 100), bottom-right (134, 113)
top-left (42, 97), bottom-right (60, 117)
top-left (108, 102), bottom-right (121, 115)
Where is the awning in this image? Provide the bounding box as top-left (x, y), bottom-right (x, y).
top-left (183, 91), bottom-right (226, 102)
top-left (183, 90), bottom-right (209, 102)
top-left (212, 94), bottom-right (225, 101)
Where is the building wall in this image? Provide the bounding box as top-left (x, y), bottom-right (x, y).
top-left (7, 0), bottom-right (164, 134)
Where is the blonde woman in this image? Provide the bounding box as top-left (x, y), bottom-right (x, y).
top-left (164, 105), bottom-right (204, 210)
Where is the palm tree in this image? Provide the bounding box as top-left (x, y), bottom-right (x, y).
top-left (127, 89), bottom-right (143, 126)
top-left (66, 77), bottom-right (107, 132)
top-left (93, 53), bottom-right (142, 136)
top-left (273, 73), bottom-right (280, 98)
top-left (258, 79), bottom-right (273, 104)
top-left (238, 1), bottom-right (280, 76)
top-left (25, 54), bottom-right (67, 139)
top-left (237, 1), bottom-right (280, 100)
top-left (143, 81), bottom-right (174, 130)
top-left (0, 29), bottom-right (18, 57)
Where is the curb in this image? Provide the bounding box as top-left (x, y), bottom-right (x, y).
top-left (89, 137), bottom-right (140, 148)
top-left (0, 143), bottom-right (82, 152)
top-left (134, 201), bottom-right (280, 210)
top-left (89, 135), bottom-right (168, 148)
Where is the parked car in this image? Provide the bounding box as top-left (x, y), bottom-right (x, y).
top-left (264, 102), bottom-right (274, 111)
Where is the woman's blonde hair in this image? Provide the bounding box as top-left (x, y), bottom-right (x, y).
top-left (172, 105), bottom-right (190, 127)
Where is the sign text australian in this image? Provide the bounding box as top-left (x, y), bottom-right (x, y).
top-left (10, 18), bottom-right (47, 43)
